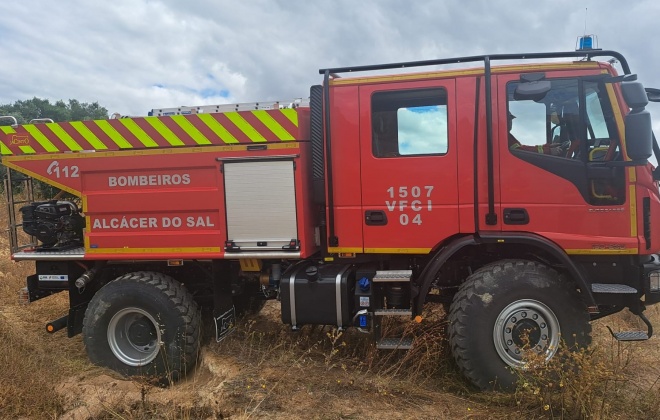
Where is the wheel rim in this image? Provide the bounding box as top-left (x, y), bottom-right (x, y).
top-left (107, 307), bottom-right (161, 367)
top-left (493, 299), bottom-right (560, 368)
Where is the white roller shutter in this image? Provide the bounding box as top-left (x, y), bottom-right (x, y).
top-left (224, 160), bottom-right (298, 250)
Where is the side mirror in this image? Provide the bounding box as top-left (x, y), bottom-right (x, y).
top-left (621, 80), bottom-right (653, 162)
top-left (625, 109), bottom-right (652, 161)
top-left (622, 81), bottom-right (649, 109)
top-left (646, 88), bottom-right (660, 103)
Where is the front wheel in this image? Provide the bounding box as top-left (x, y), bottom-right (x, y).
top-left (448, 260), bottom-right (591, 390)
top-left (83, 271), bottom-right (201, 383)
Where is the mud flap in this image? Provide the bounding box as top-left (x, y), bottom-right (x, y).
top-left (214, 306), bottom-right (236, 342)
top-left (213, 260), bottom-right (237, 342)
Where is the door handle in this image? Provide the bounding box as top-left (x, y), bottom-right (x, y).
top-left (365, 210), bottom-right (388, 226)
top-left (503, 208), bottom-right (529, 225)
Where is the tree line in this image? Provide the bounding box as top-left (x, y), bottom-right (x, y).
top-left (0, 97), bottom-right (108, 125)
top-left (1, 97), bottom-right (109, 197)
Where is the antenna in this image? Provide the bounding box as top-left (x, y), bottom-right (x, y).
top-left (584, 8), bottom-right (588, 38)
top-left (576, 8), bottom-right (598, 51)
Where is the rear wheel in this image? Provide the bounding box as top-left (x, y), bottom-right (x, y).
top-left (83, 271), bottom-right (201, 383)
top-left (448, 260), bottom-right (591, 390)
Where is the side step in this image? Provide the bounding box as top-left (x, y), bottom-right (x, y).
top-left (376, 337), bottom-right (413, 350)
top-left (374, 308), bottom-right (414, 350)
top-left (372, 270), bottom-right (414, 350)
top-left (591, 281), bottom-right (654, 341)
top-left (374, 309), bottom-right (412, 317)
top-left (605, 309), bottom-right (653, 342)
top-left (606, 329), bottom-right (649, 341)
top-left (591, 283), bottom-right (638, 294)
top-left (373, 270), bottom-right (412, 282)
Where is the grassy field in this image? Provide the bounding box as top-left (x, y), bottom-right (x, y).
top-left (2, 198), bottom-right (660, 419)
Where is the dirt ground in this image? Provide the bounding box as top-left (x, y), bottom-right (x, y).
top-left (2, 206), bottom-right (660, 418)
top-left (3, 283), bottom-right (660, 419)
top-left (1, 293), bottom-right (490, 419)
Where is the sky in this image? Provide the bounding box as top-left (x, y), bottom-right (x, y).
top-left (0, 0), bottom-right (659, 124)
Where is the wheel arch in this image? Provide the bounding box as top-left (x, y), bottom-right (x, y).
top-left (413, 232), bottom-right (596, 314)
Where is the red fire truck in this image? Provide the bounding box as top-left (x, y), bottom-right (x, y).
top-left (2, 47), bottom-right (660, 390)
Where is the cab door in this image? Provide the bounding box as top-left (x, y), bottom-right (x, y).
top-left (358, 80), bottom-right (459, 253)
top-left (496, 72), bottom-right (635, 252)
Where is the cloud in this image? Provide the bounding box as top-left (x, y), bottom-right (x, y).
top-left (0, 0), bottom-right (658, 119)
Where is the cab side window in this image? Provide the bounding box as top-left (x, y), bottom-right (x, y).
top-left (372, 88), bottom-right (448, 157)
top-left (507, 78), bottom-right (624, 205)
top-left (584, 82), bottom-right (621, 162)
top-left (507, 79), bottom-right (620, 162)
top-left (508, 100), bottom-right (547, 147)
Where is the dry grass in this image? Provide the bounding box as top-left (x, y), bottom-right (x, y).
top-left (2, 191), bottom-right (660, 418)
top-left (508, 340), bottom-right (660, 419)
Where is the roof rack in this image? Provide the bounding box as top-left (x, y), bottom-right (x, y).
top-left (149, 98), bottom-right (309, 117)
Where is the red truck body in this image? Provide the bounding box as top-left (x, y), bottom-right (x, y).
top-left (2, 108), bottom-right (319, 259)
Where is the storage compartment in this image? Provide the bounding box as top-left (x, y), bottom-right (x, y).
top-left (224, 159), bottom-right (298, 251)
top-left (281, 262), bottom-right (355, 328)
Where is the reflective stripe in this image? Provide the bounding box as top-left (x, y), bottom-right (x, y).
top-left (3, 142), bottom-right (299, 162)
top-left (363, 247), bottom-right (432, 254)
top-left (629, 184), bottom-right (637, 237)
top-left (197, 114), bottom-right (239, 144)
top-left (145, 117), bottom-right (184, 146)
top-left (24, 125), bottom-right (58, 152)
top-left (252, 110), bottom-right (294, 141)
top-left (95, 120), bottom-right (133, 149)
top-left (280, 108), bottom-right (298, 126)
top-left (226, 112), bottom-right (266, 142)
top-left (70, 121), bottom-right (107, 150)
top-left (3, 109), bottom-right (302, 155)
top-left (565, 248), bottom-right (637, 255)
top-left (85, 246), bottom-right (222, 254)
top-left (121, 118), bottom-right (159, 147)
top-left (0, 142), bottom-right (12, 155)
top-left (172, 115), bottom-right (211, 145)
top-left (47, 124), bottom-right (83, 151)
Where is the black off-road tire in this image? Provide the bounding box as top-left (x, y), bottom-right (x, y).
top-left (448, 260), bottom-right (591, 390)
top-left (82, 271), bottom-right (201, 383)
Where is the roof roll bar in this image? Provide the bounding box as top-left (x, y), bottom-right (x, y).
top-left (28, 118), bottom-right (54, 124)
top-left (319, 50), bottom-right (630, 75)
top-left (0, 116), bottom-right (18, 126)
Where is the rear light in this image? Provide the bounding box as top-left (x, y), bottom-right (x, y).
top-left (649, 271), bottom-right (660, 292)
top-left (18, 287), bottom-right (30, 304)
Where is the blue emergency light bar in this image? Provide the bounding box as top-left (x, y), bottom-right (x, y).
top-left (577, 35), bottom-right (598, 51)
